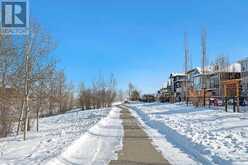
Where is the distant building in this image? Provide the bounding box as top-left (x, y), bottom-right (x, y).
top-left (157, 81), bottom-right (173, 102)
top-left (159, 61), bottom-right (242, 102)
top-left (208, 63), bottom-right (241, 96)
top-left (140, 94), bottom-right (156, 102)
top-left (186, 64), bottom-right (240, 97)
top-left (187, 67), bottom-right (210, 96)
top-left (208, 72), bottom-right (240, 96)
top-left (169, 73), bottom-right (187, 101)
top-left (187, 67), bottom-right (202, 90)
top-left (239, 58), bottom-right (248, 96)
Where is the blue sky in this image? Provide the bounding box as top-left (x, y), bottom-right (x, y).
top-left (31, 0), bottom-right (248, 93)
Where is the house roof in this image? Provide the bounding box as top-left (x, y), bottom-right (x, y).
top-left (238, 57), bottom-right (248, 63)
top-left (187, 66), bottom-right (213, 74)
top-left (170, 73), bottom-right (186, 77)
top-left (214, 63), bottom-right (241, 73)
top-left (228, 63), bottom-right (241, 72)
top-left (188, 63), bottom-right (241, 75)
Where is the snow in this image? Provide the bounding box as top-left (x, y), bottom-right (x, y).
top-left (171, 73), bottom-right (186, 77)
top-left (0, 107), bottom-right (123, 165)
top-left (128, 103), bottom-right (248, 165)
top-left (227, 63), bottom-right (241, 72)
top-left (46, 107), bottom-right (123, 165)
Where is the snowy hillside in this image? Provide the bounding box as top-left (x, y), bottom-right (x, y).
top-left (46, 107), bottom-right (123, 165)
top-left (0, 107), bottom-right (123, 165)
top-left (128, 103), bottom-right (248, 165)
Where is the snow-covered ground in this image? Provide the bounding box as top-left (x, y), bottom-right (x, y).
top-left (0, 107), bottom-right (123, 165)
top-left (46, 107), bottom-right (123, 165)
top-left (128, 103), bottom-right (248, 165)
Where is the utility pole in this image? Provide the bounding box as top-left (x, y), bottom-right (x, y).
top-left (184, 32), bottom-right (189, 102)
top-left (201, 29), bottom-right (207, 106)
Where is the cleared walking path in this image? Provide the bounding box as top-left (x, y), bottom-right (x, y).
top-left (110, 105), bottom-right (170, 165)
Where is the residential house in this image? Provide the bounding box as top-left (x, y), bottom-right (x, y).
top-left (140, 94), bottom-right (156, 102)
top-left (239, 58), bottom-right (248, 96)
top-left (208, 63), bottom-right (241, 97)
top-left (187, 67), bottom-right (211, 96)
top-left (169, 73), bottom-right (187, 101)
top-left (157, 81), bottom-right (173, 102)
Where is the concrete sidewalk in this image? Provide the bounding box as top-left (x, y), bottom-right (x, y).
top-left (110, 106), bottom-right (170, 165)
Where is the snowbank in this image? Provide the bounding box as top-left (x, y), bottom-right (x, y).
top-left (128, 103), bottom-right (248, 165)
top-left (0, 108), bottom-right (111, 164)
top-left (46, 107), bottom-right (123, 165)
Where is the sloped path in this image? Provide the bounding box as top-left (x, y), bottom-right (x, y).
top-left (110, 105), bottom-right (170, 165)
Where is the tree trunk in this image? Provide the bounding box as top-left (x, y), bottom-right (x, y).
top-left (36, 107), bottom-right (39, 132)
top-left (23, 95), bottom-right (30, 140)
top-left (17, 100), bottom-right (24, 135)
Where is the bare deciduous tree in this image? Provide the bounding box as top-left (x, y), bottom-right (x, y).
top-left (0, 20), bottom-right (76, 139)
top-left (79, 74), bottom-right (117, 110)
